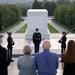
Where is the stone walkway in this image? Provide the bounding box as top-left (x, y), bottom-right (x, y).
top-left (1, 33), bottom-right (75, 75)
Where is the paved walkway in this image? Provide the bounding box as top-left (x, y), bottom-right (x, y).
top-left (7, 20), bottom-right (27, 33)
top-left (48, 20), bottom-right (69, 33)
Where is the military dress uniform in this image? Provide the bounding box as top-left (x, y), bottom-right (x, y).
top-left (7, 32), bottom-right (14, 62)
top-left (33, 32), bottom-right (41, 54)
top-left (59, 35), bottom-right (67, 55)
top-left (0, 34), bottom-right (10, 75)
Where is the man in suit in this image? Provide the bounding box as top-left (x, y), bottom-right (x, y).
top-left (33, 28), bottom-right (41, 54)
top-left (0, 34), bottom-right (10, 75)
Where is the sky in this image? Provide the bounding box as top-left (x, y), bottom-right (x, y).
top-left (0, 0), bottom-right (74, 4)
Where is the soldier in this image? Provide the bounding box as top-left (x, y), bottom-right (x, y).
top-left (33, 28), bottom-right (41, 54)
top-left (59, 31), bottom-right (69, 61)
top-left (7, 32), bottom-right (14, 62)
top-left (0, 34), bottom-right (10, 75)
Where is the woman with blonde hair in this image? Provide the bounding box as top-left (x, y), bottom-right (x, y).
top-left (60, 40), bottom-right (75, 75)
top-left (17, 45), bottom-right (36, 75)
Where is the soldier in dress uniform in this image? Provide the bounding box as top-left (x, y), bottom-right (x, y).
top-left (59, 31), bottom-right (69, 61)
top-left (7, 32), bottom-right (14, 62)
top-left (0, 34), bottom-right (10, 75)
top-left (33, 28), bottom-right (41, 54)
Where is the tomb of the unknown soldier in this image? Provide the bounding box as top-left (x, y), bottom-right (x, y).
top-left (25, 9), bottom-right (50, 41)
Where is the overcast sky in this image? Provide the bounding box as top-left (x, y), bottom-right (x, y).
top-left (0, 0), bottom-right (74, 4)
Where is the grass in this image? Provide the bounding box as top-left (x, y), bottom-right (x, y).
top-left (16, 23), bottom-right (59, 33)
top-left (16, 24), bottom-right (27, 33)
top-left (0, 20), bottom-right (23, 33)
top-left (48, 23), bottom-right (59, 33)
top-left (52, 20), bottom-right (75, 33)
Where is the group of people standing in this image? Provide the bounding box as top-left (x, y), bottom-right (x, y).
top-left (17, 38), bottom-right (75, 75)
top-left (0, 32), bottom-right (14, 75)
top-left (0, 28), bottom-right (75, 75)
top-left (17, 39), bottom-right (59, 75)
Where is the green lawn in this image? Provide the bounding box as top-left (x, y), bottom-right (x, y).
top-left (48, 23), bottom-right (59, 33)
top-left (16, 23), bottom-right (59, 33)
top-left (16, 24), bottom-right (27, 33)
top-left (52, 20), bottom-right (75, 33)
top-left (0, 20), bottom-right (23, 33)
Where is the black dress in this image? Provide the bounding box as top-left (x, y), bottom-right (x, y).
top-left (63, 63), bottom-right (75, 75)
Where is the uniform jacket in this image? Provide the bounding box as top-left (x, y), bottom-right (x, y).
top-left (0, 45), bottom-right (10, 75)
top-left (33, 32), bottom-right (41, 44)
top-left (7, 36), bottom-right (14, 49)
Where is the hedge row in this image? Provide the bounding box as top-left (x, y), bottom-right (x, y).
top-left (54, 4), bottom-right (75, 30)
top-left (0, 4), bottom-right (22, 31)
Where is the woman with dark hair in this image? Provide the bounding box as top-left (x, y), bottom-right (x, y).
top-left (60, 40), bottom-right (75, 75)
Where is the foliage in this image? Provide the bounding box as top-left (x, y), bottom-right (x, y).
top-left (0, 20), bottom-right (23, 33)
top-left (48, 23), bottom-right (59, 33)
top-left (0, 4), bottom-right (22, 31)
top-left (44, 1), bottom-right (57, 16)
top-left (54, 4), bottom-right (75, 32)
top-left (18, 3), bottom-right (31, 16)
top-left (56, 0), bottom-right (71, 6)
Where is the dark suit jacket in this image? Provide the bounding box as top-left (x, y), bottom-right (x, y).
top-left (0, 45), bottom-right (10, 75)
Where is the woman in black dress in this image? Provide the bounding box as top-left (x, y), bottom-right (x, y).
top-left (61, 40), bottom-right (75, 75)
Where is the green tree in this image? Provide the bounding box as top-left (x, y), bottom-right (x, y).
top-left (56, 0), bottom-right (71, 6)
top-left (44, 1), bottom-right (57, 16)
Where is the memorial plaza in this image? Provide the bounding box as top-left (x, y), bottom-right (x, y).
top-left (2, 33), bottom-right (75, 75)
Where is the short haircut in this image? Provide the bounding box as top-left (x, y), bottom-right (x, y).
top-left (23, 45), bottom-right (32, 55)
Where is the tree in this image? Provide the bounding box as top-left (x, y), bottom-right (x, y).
top-left (56, 0), bottom-right (71, 6)
top-left (44, 1), bottom-right (57, 16)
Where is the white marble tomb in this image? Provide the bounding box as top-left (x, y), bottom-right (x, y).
top-left (25, 9), bottom-right (50, 40)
